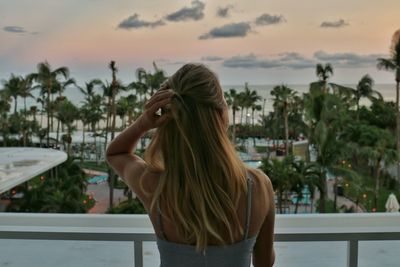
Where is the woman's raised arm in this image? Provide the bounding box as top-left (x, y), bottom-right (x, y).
top-left (105, 89), bottom-right (173, 198)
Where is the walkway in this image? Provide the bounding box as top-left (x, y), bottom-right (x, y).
top-left (326, 179), bottom-right (365, 212)
top-left (83, 168), bottom-right (127, 213)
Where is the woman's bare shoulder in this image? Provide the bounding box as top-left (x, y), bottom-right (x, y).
top-left (247, 167), bottom-right (273, 193)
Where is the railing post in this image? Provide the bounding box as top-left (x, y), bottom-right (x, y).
top-left (347, 240), bottom-right (358, 267)
top-left (134, 240), bottom-right (143, 267)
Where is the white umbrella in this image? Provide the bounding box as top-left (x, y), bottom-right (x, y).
top-left (385, 193), bottom-right (400, 212)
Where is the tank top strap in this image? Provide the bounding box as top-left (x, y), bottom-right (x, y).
top-left (243, 171), bottom-right (253, 240)
top-left (156, 199), bottom-right (166, 240)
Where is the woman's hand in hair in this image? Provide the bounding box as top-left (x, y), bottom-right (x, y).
top-left (137, 89), bottom-right (174, 131)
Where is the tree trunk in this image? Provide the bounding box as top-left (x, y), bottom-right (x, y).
top-left (24, 97), bottom-right (27, 118)
top-left (22, 129), bottom-right (27, 147)
top-left (396, 81), bottom-right (400, 182)
top-left (232, 109), bottom-right (236, 144)
top-left (40, 107), bottom-right (43, 128)
top-left (295, 196), bottom-right (300, 214)
top-left (67, 141), bottom-right (71, 157)
top-left (92, 122), bottom-right (99, 164)
top-left (47, 82), bottom-right (51, 147)
top-left (319, 173), bottom-right (326, 213)
top-left (284, 109), bottom-right (289, 156)
top-left (374, 159), bottom-right (381, 210)
top-left (55, 119), bottom-right (60, 148)
top-left (262, 98), bottom-right (266, 117)
top-left (13, 96), bottom-right (17, 114)
top-left (80, 124), bottom-right (86, 164)
top-left (104, 98), bottom-right (111, 153)
top-left (109, 79), bottom-right (118, 209)
top-left (333, 177), bottom-right (338, 212)
top-left (356, 99), bottom-right (360, 121)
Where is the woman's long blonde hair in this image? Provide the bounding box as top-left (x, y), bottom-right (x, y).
top-left (143, 63), bottom-right (248, 251)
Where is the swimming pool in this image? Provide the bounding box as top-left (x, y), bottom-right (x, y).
top-left (88, 175), bottom-right (108, 184)
top-left (243, 160), bottom-right (262, 168)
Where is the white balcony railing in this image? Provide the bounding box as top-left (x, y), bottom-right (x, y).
top-left (0, 213), bottom-right (400, 267)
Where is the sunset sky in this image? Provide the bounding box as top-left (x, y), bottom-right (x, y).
top-left (1, 0), bottom-right (399, 85)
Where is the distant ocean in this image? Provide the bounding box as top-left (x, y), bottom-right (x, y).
top-left (14, 84), bottom-right (397, 114)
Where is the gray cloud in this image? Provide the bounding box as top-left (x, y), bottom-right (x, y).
top-left (223, 54), bottom-right (281, 69)
top-left (199, 22), bottom-right (252, 40)
top-left (320, 19), bottom-right (349, 28)
top-left (216, 5), bottom-right (233, 18)
top-left (314, 51), bottom-right (385, 67)
top-left (222, 51), bottom-right (386, 70)
top-left (3, 26), bottom-right (26, 33)
top-left (255, 14), bottom-right (286, 26)
top-left (165, 0), bottom-right (205, 22)
top-left (201, 56), bottom-right (225, 61)
top-left (223, 53), bottom-right (316, 69)
top-left (118, 14), bottom-right (165, 29)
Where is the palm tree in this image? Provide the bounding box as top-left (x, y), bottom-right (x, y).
top-left (377, 29), bottom-right (400, 181)
top-left (85, 94), bottom-right (104, 164)
top-left (148, 62), bottom-right (167, 95)
top-left (251, 103), bottom-right (262, 126)
top-left (19, 75), bottom-right (34, 117)
top-left (238, 91), bottom-right (246, 125)
top-left (271, 85), bottom-right (297, 155)
top-left (130, 67), bottom-right (149, 104)
top-left (30, 106), bottom-right (38, 124)
top-left (36, 95), bottom-right (46, 128)
top-left (303, 83), bottom-right (351, 212)
top-left (224, 88), bottom-right (240, 143)
top-left (79, 106), bottom-right (91, 163)
top-left (0, 89), bottom-right (11, 146)
top-left (292, 160), bottom-right (321, 213)
top-left (133, 63), bottom-right (167, 97)
top-left (353, 75), bottom-right (382, 120)
top-left (28, 61), bottom-right (70, 147)
top-left (126, 94), bottom-right (138, 124)
top-left (2, 74), bottom-right (21, 114)
top-left (54, 78), bottom-right (76, 142)
top-left (109, 60), bottom-right (119, 209)
top-left (56, 99), bottom-right (79, 156)
top-left (242, 83), bottom-right (261, 125)
top-left (260, 156), bottom-right (294, 213)
top-left (344, 124), bottom-right (397, 210)
top-left (79, 79), bottom-right (102, 103)
top-left (316, 63), bottom-right (333, 93)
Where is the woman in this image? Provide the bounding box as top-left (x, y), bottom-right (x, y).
top-left (106, 63), bottom-right (275, 267)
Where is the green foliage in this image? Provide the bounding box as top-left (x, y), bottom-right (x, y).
top-left (6, 159), bottom-right (91, 213)
top-left (79, 161), bottom-right (109, 172)
top-left (359, 99), bottom-right (396, 130)
top-left (107, 198), bottom-right (147, 214)
top-left (316, 199), bottom-right (337, 213)
top-left (260, 156), bottom-right (320, 214)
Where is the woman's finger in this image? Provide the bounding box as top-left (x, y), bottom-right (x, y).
top-left (147, 97), bottom-right (172, 115)
top-left (145, 90), bottom-right (174, 109)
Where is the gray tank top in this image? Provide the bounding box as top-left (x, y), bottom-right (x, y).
top-left (156, 172), bottom-right (257, 267)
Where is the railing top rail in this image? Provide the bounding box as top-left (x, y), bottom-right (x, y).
top-left (0, 213), bottom-right (399, 237)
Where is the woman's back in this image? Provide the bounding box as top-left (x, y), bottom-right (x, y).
top-left (106, 63), bottom-right (275, 266)
top-left (138, 168), bottom-right (273, 267)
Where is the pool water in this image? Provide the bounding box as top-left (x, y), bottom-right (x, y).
top-left (88, 175), bottom-right (108, 184)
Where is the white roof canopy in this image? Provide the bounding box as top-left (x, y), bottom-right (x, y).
top-left (0, 148), bottom-right (67, 194)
